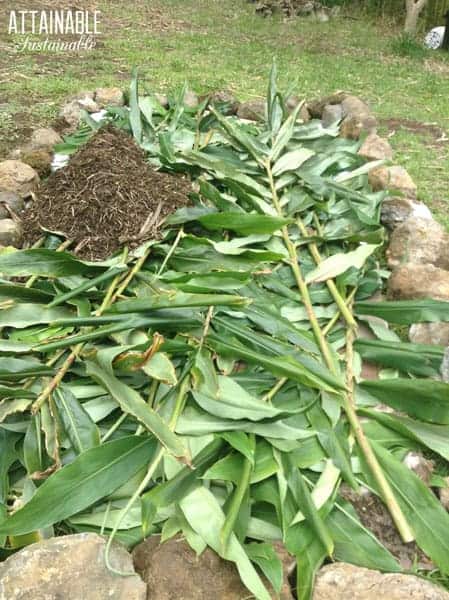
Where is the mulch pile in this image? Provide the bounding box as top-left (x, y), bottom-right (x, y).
top-left (22, 125), bottom-right (192, 260)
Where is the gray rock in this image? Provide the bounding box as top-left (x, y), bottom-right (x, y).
top-left (184, 90), bottom-right (199, 109)
top-left (341, 95), bottom-right (371, 118)
top-left (286, 96), bottom-right (311, 122)
top-left (0, 160), bottom-right (39, 197)
top-left (340, 114), bottom-right (377, 139)
top-left (28, 127), bottom-right (62, 153)
top-left (409, 322), bottom-right (449, 346)
top-left (133, 534), bottom-right (294, 600)
top-left (340, 95), bottom-right (377, 139)
top-left (381, 196), bottom-right (433, 230)
top-left (403, 451), bottom-right (434, 484)
top-left (0, 191), bottom-right (24, 218)
top-left (0, 533), bottom-right (146, 600)
top-left (0, 219), bottom-right (22, 247)
top-left (60, 92), bottom-right (99, 127)
top-left (313, 563), bottom-right (449, 600)
top-left (358, 133), bottom-right (393, 161)
top-left (206, 90), bottom-right (240, 115)
top-left (237, 99), bottom-right (266, 121)
top-left (155, 93), bottom-right (169, 108)
top-left (386, 216), bottom-right (449, 270)
top-left (321, 103), bottom-right (343, 127)
top-left (307, 92), bottom-right (348, 119)
top-left (388, 263), bottom-right (449, 301)
top-left (94, 87), bottom-right (125, 108)
top-left (369, 165), bottom-right (417, 198)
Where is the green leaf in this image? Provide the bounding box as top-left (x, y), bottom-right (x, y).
top-left (359, 379), bottom-right (449, 424)
top-left (296, 538), bottom-right (326, 600)
top-left (355, 299), bottom-right (449, 324)
top-left (272, 148), bottom-right (314, 176)
top-left (355, 339), bottom-right (443, 377)
top-left (0, 249), bottom-right (103, 277)
top-left (0, 436), bottom-right (156, 536)
top-left (142, 352), bottom-right (177, 386)
top-left (196, 213), bottom-right (291, 235)
top-left (86, 361), bottom-right (189, 460)
top-left (108, 291), bottom-right (248, 313)
top-left (305, 244), bottom-right (378, 283)
top-left (0, 304), bottom-right (73, 329)
top-left (328, 500), bottom-right (401, 572)
top-left (208, 334), bottom-right (345, 393)
top-left (245, 542), bottom-right (283, 594)
top-left (193, 375), bottom-right (293, 421)
top-left (367, 442), bottom-right (449, 574)
top-left (54, 386), bottom-right (100, 454)
top-left (362, 408), bottom-right (449, 461)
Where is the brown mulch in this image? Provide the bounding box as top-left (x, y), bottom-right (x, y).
top-left (340, 484), bottom-right (434, 571)
top-left (21, 124), bottom-right (191, 260)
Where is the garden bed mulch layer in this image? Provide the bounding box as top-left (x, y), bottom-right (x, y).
top-left (21, 125), bottom-right (191, 260)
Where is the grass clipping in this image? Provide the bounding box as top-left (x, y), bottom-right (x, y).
top-left (22, 125), bottom-right (191, 260)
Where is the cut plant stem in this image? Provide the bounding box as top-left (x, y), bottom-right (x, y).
top-left (265, 159), bottom-right (414, 544)
top-left (296, 217), bottom-right (356, 329)
top-left (265, 160), bottom-right (337, 373)
top-left (262, 377), bottom-right (287, 402)
top-left (323, 288), bottom-right (357, 337)
top-left (345, 322), bottom-right (414, 542)
top-left (32, 247), bottom-right (147, 414)
top-left (104, 376), bottom-right (190, 575)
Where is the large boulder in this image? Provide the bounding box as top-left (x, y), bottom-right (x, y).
top-left (358, 133), bottom-right (393, 161)
top-left (307, 91), bottom-right (348, 119)
top-left (28, 127), bottom-right (62, 153)
top-left (313, 563), bottom-right (449, 600)
top-left (388, 263), bottom-right (449, 301)
top-left (184, 90), bottom-right (199, 109)
top-left (340, 95), bottom-right (377, 139)
top-left (94, 87), bottom-right (125, 108)
top-left (60, 91), bottom-right (99, 127)
top-left (386, 216), bottom-right (449, 270)
top-left (369, 166), bottom-right (417, 198)
top-left (0, 160), bottom-right (39, 197)
top-left (20, 150), bottom-right (52, 178)
top-left (321, 103), bottom-right (343, 127)
top-left (206, 90), bottom-right (240, 115)
top-left (0, 219), bottom-right (22, 247)
top-left (237, 99), bottom-right (266, 121)
top-left (0, 533), bottom-right (146, 600)
top-left (381, 196), bottom-right (432, 230)
top-left (133, 535), bottom-right (294, 600)
top-left (0, 191), bottom-right (24, 218)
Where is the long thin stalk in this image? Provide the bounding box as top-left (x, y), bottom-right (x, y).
top-left (265, 161), bottom-right (337, 373)
top-left (104, 376), bottom-right (190, 575)
top-left (296, 217), bottom-right (356, 329)
top-left (31, 247), bottom-right (146, 413)
top-left (345, 326), bottom-right (414, 542)
top-left (264, 158), bottom-right (414, 543)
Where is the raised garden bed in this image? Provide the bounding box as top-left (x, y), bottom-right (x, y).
top-left (1, 67), bottom-right (449, 600)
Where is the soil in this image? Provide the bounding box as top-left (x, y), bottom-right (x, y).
top-left (21, 125), bottom-right (191, 260)
top-left (380, 117), bottom-right (448, 145)
top-left (340, 484), bottom-right (434, 571)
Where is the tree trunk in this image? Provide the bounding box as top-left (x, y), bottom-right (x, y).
top-left (405, 0), bottom-right (428, 33)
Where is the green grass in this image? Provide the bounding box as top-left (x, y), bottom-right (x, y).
top-left (1, 0), bottom-right (449, 224)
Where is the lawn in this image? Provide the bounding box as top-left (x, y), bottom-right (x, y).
top-left (1, 0), bottom-right (448, 225)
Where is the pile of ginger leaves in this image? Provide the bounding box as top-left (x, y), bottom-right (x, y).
top-left (1, 68), bottom-right (449, 599)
